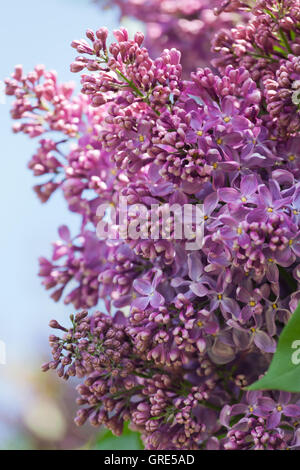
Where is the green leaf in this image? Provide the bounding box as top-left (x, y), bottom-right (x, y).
top-left (273, 45), bottom-right (287, 55)
top-left (94, 422), bottom-right (144, 450)
top-left (247, 302), bottom-right (300, 392)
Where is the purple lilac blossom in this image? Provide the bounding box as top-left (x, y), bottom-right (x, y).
top-left (4, 0), bottom-right (300, 450)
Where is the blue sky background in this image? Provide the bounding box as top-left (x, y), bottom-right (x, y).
top-left (0, 0), bottom-right (121, 443)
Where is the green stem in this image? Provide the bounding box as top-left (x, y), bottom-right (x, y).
top-left (278, 28), bottom-right (292, 54)
top-left (115, 68), bottom-right (145, 98)
top-left (249, 52), bottom-right (278, 63)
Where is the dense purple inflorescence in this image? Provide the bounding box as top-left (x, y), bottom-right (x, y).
top-left (5, 0), bottom-right (300, 450)
top-left (97, 0), bottom-right (248, 75)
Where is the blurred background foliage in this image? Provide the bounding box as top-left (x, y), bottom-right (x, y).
top-left (93, 423), bottom-right (144, 450)
top-left (0, 361), bottom-right (144, 449)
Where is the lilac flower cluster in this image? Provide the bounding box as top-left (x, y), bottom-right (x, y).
top-left (44, 310), bottom-right (300, 449)
top-left (213, 0), bottom-right (300, 137)
top-left (99, 0), bottom-right (246, 75)
top-left (5, 0), bottom-right (300, 450)
top-left (38, 228), bottom-right (106, 308)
